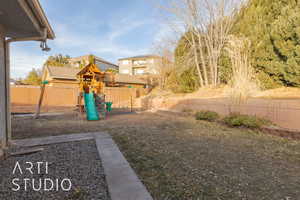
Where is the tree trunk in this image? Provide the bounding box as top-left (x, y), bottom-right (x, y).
top-left (191, 32), bottom-right (204, 87)
top-left (196, 33), bottom-right (209, 86)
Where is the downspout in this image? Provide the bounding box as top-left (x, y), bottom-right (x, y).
top-left (4, 28), bottom-right (49, 145)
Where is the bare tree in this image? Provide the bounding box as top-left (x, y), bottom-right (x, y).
top-left (152, 38), bottom-right (176, 89)
top-left (225, 35), bottom-right (259, 105)
top-left (160, 0), bottom-right (242, 87)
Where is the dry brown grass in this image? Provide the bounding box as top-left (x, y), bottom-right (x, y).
top-left (11, 111), bottom-right (300, 200)
top-left (254, 87), bottom-right (300, 99)
top-left (225, 36), bottom-right (260, 105)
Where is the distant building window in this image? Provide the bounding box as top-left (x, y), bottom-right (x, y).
top-left (133, 68), bottom-right (145, 75)
top-left (122, 69), bottom-right (130, 74)
top-left (122, 60), bottom-right (129, 65)
top-left (133, 60), bottom-right (147, 65)
top-left (136, 69), bottom-right (145, 74)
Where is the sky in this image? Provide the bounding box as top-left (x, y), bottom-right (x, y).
top-left (10, 0), bottom-right (171, 78)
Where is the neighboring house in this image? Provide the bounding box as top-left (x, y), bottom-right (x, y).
top-left (9, 79), bottom-right (24, 85)
top-left (69, 54), bottom-right (119, 72)
top-left (42, 66), bottom-right (148, 88)
top-left (105, 74), bottom-right (148, 88)
top-left (42, 66), bottom-right (79, 88)
top-left (118, 55), bottom-right (164, 75)
top-left (10, 79), bottom-right (16, 85)
top-left (0, 0), bottom-right (55, 148)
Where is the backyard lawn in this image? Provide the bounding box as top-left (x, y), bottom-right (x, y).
top-left (12, 111), bottom-right (300, 200)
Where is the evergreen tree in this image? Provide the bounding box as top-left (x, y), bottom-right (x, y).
top-left (171, 32), bottom-right (200, 93)
top-left (232, 0), bottom-right (300, 88)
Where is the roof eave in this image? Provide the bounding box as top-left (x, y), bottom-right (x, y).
top-left (29, 0), bottom-right (55, 39)
top-left (51, 77), bottom-right (77, 80)
top-left (118, 55), bottom-right (160, 61)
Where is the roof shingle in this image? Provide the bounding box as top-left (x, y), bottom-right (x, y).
top-left (46, 66), bottom-right (80, 80)
top-left (46, 66), bottom-right (147, 85)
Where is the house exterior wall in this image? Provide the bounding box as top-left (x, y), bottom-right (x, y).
top-left (118, 59), bottom-right (134, 74)
top-left (42, 68), bottom-right (79, 88)
top-left (0, 29), bottom-right (7, 148)
top-left (118, 57), bottom-right (162, 75)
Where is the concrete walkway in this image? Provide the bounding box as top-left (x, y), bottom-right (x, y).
top-left (10, 132), bottom-right (153, 200)
top-left (95, 134), bottom-right (153, 200)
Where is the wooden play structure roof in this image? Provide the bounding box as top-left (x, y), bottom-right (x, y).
top-left (45, 65), bottom-right (80, 80)
top-left (77, 63), bottom-right (104, 76)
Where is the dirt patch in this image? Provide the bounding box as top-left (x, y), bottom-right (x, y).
top-left (254, 87), bottom-right (300, 99)
top-left (262, 126), bottom-right (300, 140)
top-left (11, 103), bottom-right (75, 114)
top-left (150, 86), bottom-right (300, 100)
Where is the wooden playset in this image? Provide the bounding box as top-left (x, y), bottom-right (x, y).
top-left (35, 56), bottom-right (115, 120)
top-left (77, 61), bottom-right (115, 120)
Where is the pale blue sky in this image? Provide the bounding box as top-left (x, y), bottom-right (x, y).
top-left (11, 0), bottom-right (171, 78)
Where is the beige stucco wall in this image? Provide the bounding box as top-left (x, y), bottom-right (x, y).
top-left (118, 60), bottom-right (133, 74)
top-left (119, 57), bottom-right (162, 75)
top-left (0, 29), bottom-right (7, 148)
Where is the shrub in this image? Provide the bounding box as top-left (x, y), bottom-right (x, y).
top-left (223, 113), bottom-right (269, 128)
top-left (195, 111), bottom-right (219, 121)
top-left (182, 108), bottom-right (193, 113)
top-left (232, 0), bottom-right (300, 87)
top-left (256, 71), bottom-right (281, 90)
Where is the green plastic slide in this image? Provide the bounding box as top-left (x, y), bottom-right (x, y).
top-left (84, 93), bottom-right (99, 121)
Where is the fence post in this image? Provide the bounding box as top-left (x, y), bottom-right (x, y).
top-left (34, 81), bottom-right (49, 119)
top-left (130, 94), bottom-right (133, 112)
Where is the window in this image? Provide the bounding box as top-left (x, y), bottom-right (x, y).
top-left (122, 69), bottom-right (130, 74)
top-left (133, 60), bottom-right (146, 65)
top-left (133, 67), bottom-right (146, 75)
top-left (136, 69), bottom-right (145, 74)
top-left (138, 60), bottom-right (146, 64)
top-left (122, 60), bottom-right (129, 65)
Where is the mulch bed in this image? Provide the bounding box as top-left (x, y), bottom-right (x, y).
top-left (262, 126), bottom-right (300, 140)
top-left (0, 140), bottom-right (111, 200)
